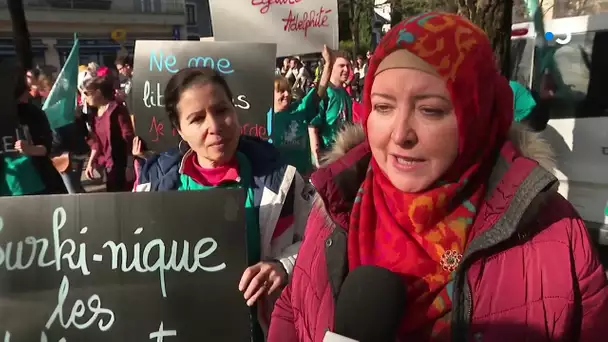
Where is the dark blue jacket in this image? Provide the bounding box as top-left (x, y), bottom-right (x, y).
top-left (134, 136), bottom-right (315, 334)
top-left (135, 136), bottom-right (294, 206)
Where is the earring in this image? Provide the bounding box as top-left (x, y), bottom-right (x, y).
top-left (178, 139), bottom-right (190, 154)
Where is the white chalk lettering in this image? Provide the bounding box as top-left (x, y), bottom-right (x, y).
top-left (0, 208), bottom-right (228, 300)
top-left (0, 217), bottom-right (55, 270)
top-left (149, 322), bottom-right (177, 341)
top-left (143, 81), bottom-right (164, 107)
top-left (52, 207), bottom-right (90, 275)
top-left (45, 275), bottom-right (115, 331)
top-left (234, 94), bottom-right (250, 110)
top-left (103, 228), bottom-right (226, 297)
top-left (39, 331), bottom-right (66, 342)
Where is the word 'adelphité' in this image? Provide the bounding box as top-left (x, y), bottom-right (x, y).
top-left (0, 207), bottom-right (226, 298)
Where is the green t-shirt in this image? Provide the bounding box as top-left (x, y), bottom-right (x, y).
top-left (310, 85), bottom-right (352, 149)
top-left (0, 155), bottom-right (45, 196)
top-left (270, 89), bottom-right (318, 175)
top-left (175, 152), bottom-right (264, 342)
top-left (509, 81), bottom-right (536, 122)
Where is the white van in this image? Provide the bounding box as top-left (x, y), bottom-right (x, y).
top-left (511, 14), bottom-right (608, 243)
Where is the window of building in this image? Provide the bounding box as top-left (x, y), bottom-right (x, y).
top-left (140, 0), bottom-right (155, 12)
top-left (186, 3), bottom-right (197, 26)
top-left (50, 0), bottom-right (112, 10)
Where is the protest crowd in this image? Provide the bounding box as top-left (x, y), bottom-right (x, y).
top-left (0, 2), bottom-right (607, 342)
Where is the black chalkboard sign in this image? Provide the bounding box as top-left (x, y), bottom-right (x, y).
top-left (0, 190), bottom-right (251, 341)
top-left (0, 61), bottom-right (23, 155)
top-left (131, 40), bottom-right (277, 152)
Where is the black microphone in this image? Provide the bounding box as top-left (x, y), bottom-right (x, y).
top-left (332, 265), bottom-right (406, 342)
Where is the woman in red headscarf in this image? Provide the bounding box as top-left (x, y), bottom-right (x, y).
top-left (268, 13), bottom-right (608, 342)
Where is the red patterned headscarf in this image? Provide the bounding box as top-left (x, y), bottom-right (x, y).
top-left (348, 13), bottom-right (513, 340)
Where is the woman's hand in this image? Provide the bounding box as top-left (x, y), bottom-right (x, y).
top-left (239, 261), bottom-right (287, 306)
top-left (14, 140), bottom-right (46, 156)
top-left (84, 163), bottom-right (95, 180)
top-left (14, 140), bottom-right (34, 155)
top-left (132, 137), bottom-right (143, 157)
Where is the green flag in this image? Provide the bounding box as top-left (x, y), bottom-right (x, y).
top-left (42, 36), bottom-right (79, 129)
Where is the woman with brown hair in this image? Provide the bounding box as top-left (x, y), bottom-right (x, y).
top-left (83, 75), bottom-right (134, 192)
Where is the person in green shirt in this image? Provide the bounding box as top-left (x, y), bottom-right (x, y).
top-left (1, 73), bottom-right (66, 196)
top-left (270, 45), bottom-right (334, 176)
top-left (309, 51), bottom-right (353, 166)
top-left (509, 80), bottom-right (536, 122)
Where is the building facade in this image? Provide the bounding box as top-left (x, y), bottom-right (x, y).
top-left (0, 0), bottom-right (186, 69)
top-left (184, 0), bottom-right (212, 40)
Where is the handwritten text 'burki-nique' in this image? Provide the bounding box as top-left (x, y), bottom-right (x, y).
top-left (0, 208), bottom-right (226, 341)
top-left (144, 50), bottom-right (268, 141)
top-left (251, 0), bottom-right (331, 37)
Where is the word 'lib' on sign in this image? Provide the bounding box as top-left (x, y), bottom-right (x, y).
top-left (251, 0), bottom-right (331, 37)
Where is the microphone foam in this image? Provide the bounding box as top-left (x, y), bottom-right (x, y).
top-left (334, 265), bottom-right (406, 342)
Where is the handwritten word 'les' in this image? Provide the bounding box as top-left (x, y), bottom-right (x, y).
top-left (251, 0), bottom-right (302, 14)
top-left (149, 116), bottom-right (178, 142)
top-left (149, 50), bottom-right (234, 74)
top-left (283, 7), bottom-right (331, 37)
top-left (45, 275), bottom-right (115, 332)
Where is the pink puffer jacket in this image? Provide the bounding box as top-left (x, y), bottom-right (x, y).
top-left (268, 124), bottom-right (608, 342)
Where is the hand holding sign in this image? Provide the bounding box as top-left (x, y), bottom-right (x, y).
top-left (0, 62), bottom-right (23, 155)
top-left (239, 261), bottom-right (287, 306)
top-left (14, 139), bottom-right (35, 156)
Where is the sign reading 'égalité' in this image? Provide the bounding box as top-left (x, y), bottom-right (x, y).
top-left (0, 190), bottom-right (250, 341)
top-left (131, 41), bottom-right (277, 153)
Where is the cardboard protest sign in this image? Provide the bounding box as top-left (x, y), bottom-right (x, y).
top-left (0, 62), bottom-right (27, 155)
top-left (0, 190), bottom-right (251, 341)
top-left (209, 0), bottom-right (339, 57)
top-left (131, 40), bottom-right (276, 153)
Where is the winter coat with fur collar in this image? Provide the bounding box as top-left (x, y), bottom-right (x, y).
top-left (268, 123), bottom-right (608, 342)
